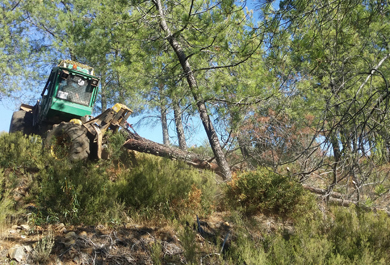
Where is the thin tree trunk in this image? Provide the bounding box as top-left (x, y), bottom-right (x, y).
top-left (328, 133), bottom-right (341, 198)
top-left (161, 107), bottom-right (170, 145)
top-left (100, 75), bottom-right (107, 111)
top-left (159, 83), bottom-right (170, 145)
top-left (173, 99), bottom-right (186, 150)
top-left (101, 92), bottom-right (107, 112)
top-left (154, 0), bottom-right (232, 180)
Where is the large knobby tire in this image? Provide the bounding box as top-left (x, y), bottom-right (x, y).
top-left (9, 110), bottom-right (34, 135)
top-left (45, 122), bottom-right (90, 161)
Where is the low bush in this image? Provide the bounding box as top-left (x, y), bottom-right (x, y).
top-left (34, 151), bottom-right (218, 224)
top-left (0, 132), bottom-right (42, 228)
top-left (326, 205), bottom-right (390, 262)
top-left (0, 169), bottom-right (14, 228)
top-left (225, 168), bottom-right (311, 216)
top-left (0, 132), bottom-right (44, 170)
top-left (36, 160), bottom-right (120, 224)
top-left (225, 206), bottom-right (390, 264)
top-left (114, 153), bottom-right (218, 220)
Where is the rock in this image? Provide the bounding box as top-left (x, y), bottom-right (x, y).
top-left (65, 231), bottom-right (77, 239)
top-left (20, 224), bottom-right (30, 231)
top-left (55, 223), bottom-right (66, 233)
top-left (8, 245), bottom-right (26, 262)
top-left (79, 231), bottom-right (88, 238)
top-left (55, 257), bottom-right (64, 265)
top-left (24, 245), bottom-right (33, 253)
top-left (8, 229), bottom-right (18, 234)
top-left (82, 247), bottom-right (94, 255)
top-left (163, 242), bottom-right (183, 255)
top-left (64, 232), bottom-right (77, 248)
top-left (64, 239), bottom-right (76, 248)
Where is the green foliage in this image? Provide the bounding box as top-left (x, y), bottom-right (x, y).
top-left (188, 141), bottom-right (214, 158)
top-left (0, 132), bottom-right (44, 169)
top-left (0, 132), bottom-right (43, 227)
top-left (150, 241), bottom-right (162, 265)
top-left (177, 224), bottom-right (200, 264)
top-left (225, 212), bottom-right (268, 264)
top-left (0, 131), bottom-right (218, 225)
top-left (225, 168), bottom-right (312, 216)
top-left (0, 169), bottom-right (14, 227)
top-left (327, 206), bottom-right (390, 262)
top-left (114, 154), bottom-right (217, 219)
top-left (104, 130), bottom-right (129, 161)
top-left (31, 228), bottom-right (55, 264)
top-left (37, 160), bottom-right (120, 225)
top-left (266, 206), bottom-right (390, 264)
top-left (225, 206), bottom-right (390, 264)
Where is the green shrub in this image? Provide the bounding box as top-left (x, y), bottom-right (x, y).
top-left (37, 160), bottom-right (120, 225)
top-left (266, 206), bottom-right (390, 264)
top-left (35, 152), bottom-right (218, 224)
top-left (225, 168), bottom-right (310, 216)
top-left (187, 141), bottom-right (214, 158)
top-left (0, 169), bottom-right (14, 228)
top-left (104, 130), bottom-right (129, 161)
top-left (224, 206), bottom-right (390, 264)
top-left (326, 206), bottom-right (390, 262)
top-left (0, 132), bottom-right (44, 169)
top-left (225, 212), bottom-right (268, 265)
top-left (114, 154), bottom-right (218, 219)
top-left (0, 132), bottom-right (42, 228)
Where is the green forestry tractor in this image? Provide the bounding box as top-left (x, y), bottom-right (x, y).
top-left (9, 60), bottom-right (133, 160)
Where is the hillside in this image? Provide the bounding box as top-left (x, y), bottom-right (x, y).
top-left (0, 132), bottom-right (390, 264)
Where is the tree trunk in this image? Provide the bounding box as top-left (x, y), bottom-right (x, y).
top-left (161, 107), bottom-right (170, 145)
top-left (173, 99), bottom-right (187, 150)
top-left (237, 135), bottom-right (249, 160)
top-left (123, 130), bottom-right (222, 175)
top-left (101, 92), bottom-right (107, 112)
top-left (100, 75), bottom-right (107, 111)
top-left (159, 83), bottom-right (170, 145)
top-left (154, 0), bottom-right (232, 180)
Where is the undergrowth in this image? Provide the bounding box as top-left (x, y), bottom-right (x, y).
top-left (0, 132), bottom-right (218, 225)
top-left (0, 168), bottom-right (14, 230)
top-left (0, 132), bottom-right (36, 230)
top-left (225, 168), bottom-right (314, 217)
top-left (1, 132), bottom-right (390, 263)
top-left (226, 205), bottom-right (390, 264)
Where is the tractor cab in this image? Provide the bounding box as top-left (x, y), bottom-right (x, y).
top-left (36, 60), bottom-right (100, 126)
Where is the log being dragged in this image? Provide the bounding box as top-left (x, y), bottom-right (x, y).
top-left (122, 130), bottom-right (222, 176)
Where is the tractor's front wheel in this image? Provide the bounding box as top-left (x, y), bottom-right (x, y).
top-left (45, 122), bottom-right (90, 161)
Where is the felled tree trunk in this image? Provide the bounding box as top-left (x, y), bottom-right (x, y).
top-left (123, 130), bottom-right (222, 176)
